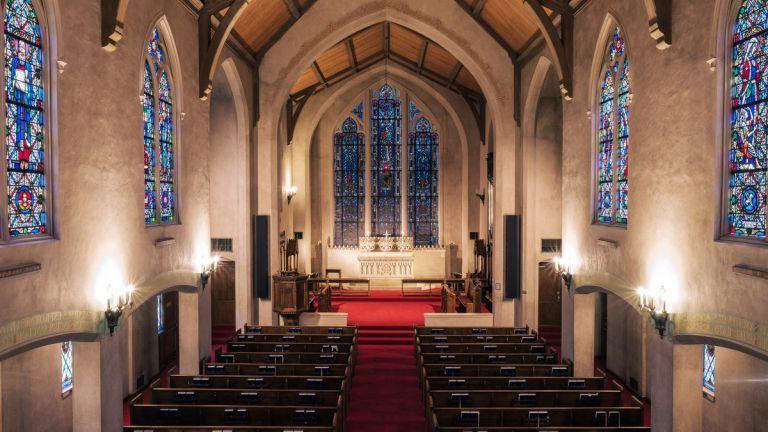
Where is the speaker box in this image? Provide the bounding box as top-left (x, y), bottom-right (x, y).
top-left (504, 215), bottom-right (521, 299)
top-left (254, 215), bottom-right (270, 299)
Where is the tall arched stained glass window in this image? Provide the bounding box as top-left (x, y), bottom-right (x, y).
top-left (408, 114), bottom-right (439, 246)
top-left (143, 27), bottom-right (177, 224)
top-left (370, 84), bottom-right (401, 236)
top-left (595, 26), bottom-right (630, 226)
top-left (728, 0), bottom-right (767, 239)
top-left (4, 0), bottom-right (48, 239)
top-left (333, 117), bottom-right (365, 246)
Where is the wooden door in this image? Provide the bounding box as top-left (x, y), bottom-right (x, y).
top-left (158, 291), bottom-right (179, 369)
top-left (212, 260), bottom-right (236, 326)
top-left (538, 262), bottom-right (562, 326)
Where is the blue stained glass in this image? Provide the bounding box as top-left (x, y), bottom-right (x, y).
top-left (729, 1), bottom-right (768, 238)
top-left (595, 26), bottom-right (630, 225)
top-left (143, 27), bottom-right (176, 224)
top-left (370, 84), bottom-right (402, 236)
top-left (61, 341), bottom-right (73, 394)
top-left (157, 294), bottom-right (164, 334)
top-left (4, 0), bottom-right (46, 237)
top-left (334, 117), bottom-right (365, 246)
top-left (408, 115), bottom-right (438, 246)
top-left (352, 102), bottom-right (363, 121)
top-left (702, 345), bottom-right (716, 400)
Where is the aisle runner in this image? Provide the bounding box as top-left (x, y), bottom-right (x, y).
top-left (337, 291), bottom-right (440, 432)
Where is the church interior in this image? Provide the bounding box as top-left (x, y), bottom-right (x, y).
top-left (0, 0), bottom-right (765, 431)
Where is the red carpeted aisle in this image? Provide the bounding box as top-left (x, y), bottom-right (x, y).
top-left (336, 290), bottom-right (440, 432)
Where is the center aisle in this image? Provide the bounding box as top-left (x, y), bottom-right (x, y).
top-left (334, 290), bottom-right (441, 432)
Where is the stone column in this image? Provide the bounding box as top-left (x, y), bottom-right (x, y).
top-left (178, 290), bottom-right (201, 375)
top-left (572, 292), bottom-right (596, 377)
top-left (648, 337), bottom-right (702, 431)
top-left (73, 336), bottom-right (123, 432)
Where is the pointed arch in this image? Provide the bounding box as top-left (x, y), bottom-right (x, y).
top-left (333, 113), bottom-right (365, 246)
top-left (590, 16), bottom-right (632, 227)
top-left (141, 17), bottom-right (182, 225)
top-left (370, 82), bottom-right (403, 237)
top-left (407, 101), bottom-right (439, 246)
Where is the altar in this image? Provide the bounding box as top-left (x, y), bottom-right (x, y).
top-left (327, 236), bottom-right (450, 280)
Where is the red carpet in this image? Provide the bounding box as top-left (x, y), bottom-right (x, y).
top-left (338, 290), bottom-right (438, 431)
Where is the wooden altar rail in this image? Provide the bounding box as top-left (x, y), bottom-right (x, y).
top-left (402, 278), bottom-right (466, 296)
top-left (308, 278), bottom-right (371, 297)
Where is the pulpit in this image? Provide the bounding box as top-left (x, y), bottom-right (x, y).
top-left (272, 273), bottom-right (309, 324)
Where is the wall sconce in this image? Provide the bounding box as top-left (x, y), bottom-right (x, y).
top-left (200, 255), bottom-right (220, 288)
top-left (638, 286), bottom-right (670, 338)
top-left (286, 185), bottom-right (298, 204)
top-left (553, 256), bottom-right (574, 291)
top-left (474, 188), bottom-right (485, 204)
top-left (105, 284), bottom-right (133, 336)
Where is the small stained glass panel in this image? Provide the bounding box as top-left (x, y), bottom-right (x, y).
top-left (61, 341), bottom-right (73, 394)
top-left (702, 344), bottom-right (716, 400)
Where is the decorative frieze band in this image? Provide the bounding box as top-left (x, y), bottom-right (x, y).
top-left (670, 313), bottom-right (768, 356)
top-left (0, 262), bottom-right (41, 279)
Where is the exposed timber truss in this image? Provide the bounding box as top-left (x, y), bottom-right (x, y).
top-left (644, 0), bottom-right (672, 49)
top-left (101, 0), bottom-right (130, 52)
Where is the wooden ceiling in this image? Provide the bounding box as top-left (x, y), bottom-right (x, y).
top-left (217, 0), bottom-right (564, 100)
top-left (288, 22), bottom-right (482, 100)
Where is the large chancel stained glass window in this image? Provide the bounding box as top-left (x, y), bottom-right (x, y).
top-left (728, 0), bottom-right (768, 239)
top-left (143, 27), bottom-right (176, 224)
top-left (408, 107), bottom-right (439, 246)
top-left (370, 84), bottom-right (402, 236)
top-left (702, 344), bottom-right (716, 400)
top-left (595, 26), bottom-right (630, 225)
top-left (61, 341), bottom-right (73, 394)
top-left (4, 0), bottom-right (47, 238)
top-left (333, 117), bottom-right (365, 246)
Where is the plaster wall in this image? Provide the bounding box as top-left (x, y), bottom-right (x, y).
top-left (1, 343), bottom-right (72, 431)
top-left (605, 293), bottom-right (644, 394)
top-left (555, 0), bottom-right (768, 426)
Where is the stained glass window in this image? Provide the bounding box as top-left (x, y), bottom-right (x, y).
top-left (61, 341), bottom-right (73, 394)
top-left (595, 26), bottom-right (630, 225)
top-left (407, 111), bottom-right (439, 246)
top-left (702, 344), bottom-right (716, 400)
top-left (370, 84), bottom-right (401, 236)
top-left (728, 0), bottom-right (767, 239)
top-left (157, 294), bottom-right (164, 334)
top-left (4, 0), bottom-right (47, 238)
top-left (333, 117), bottom-right (365, 246)
top-left (143, 27), bottom-right (176, 224)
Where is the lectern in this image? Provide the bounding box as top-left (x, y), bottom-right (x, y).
top-left (272, 273), bottom-right (309, 325)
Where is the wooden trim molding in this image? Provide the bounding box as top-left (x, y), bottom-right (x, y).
top-left (0, 262), bottom-right (41, 279)
top-left (643, 0), bottom-right (672, 50)
top-left (733, 264), bottom-right (768, 280)
top-left (101, 0), bottom-right (130, 52)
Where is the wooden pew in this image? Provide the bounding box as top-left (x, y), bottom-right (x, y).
top-left (215, 351), bottom-right (350, 365)
top-left (130, 404), bottom-right (338, 428)
top-left (151, 387), bottom-right (342, 407)
top-left (418, 342), bottom-right (548, 354)
top-left (416, 334), bottom-right (542, 344)
top-left (241, 325), bottom-right (357, 335)
top-left (125, 426), bottom-right (337, 431)
top-left (233, 333), bottom-right (356, 343)
top-left (169, 374), bottom-right (346, 391)
top-left (227, 341), bottom-right (355, 353)
top-left (430, 405), bottom-right (644, 428)
top-left (203, 363), bottom-right (348, 377)
top-left (420, 352), bottom-right (558, 365)
top-left (424, 376), bottom-right (605, 391)
top-left (427, 389), bottom-right (623, 408)
top-left (415, 326), bottom-right (531, 336)
top-left (422, 364), bottom-right (572, 378)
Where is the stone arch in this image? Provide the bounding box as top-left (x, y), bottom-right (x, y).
top-left (0, 311), bottom-right (102, 361)
top-left (257, 2), bottom-right (518, 323)
top-left (290, 62), bottom-right (480, 276)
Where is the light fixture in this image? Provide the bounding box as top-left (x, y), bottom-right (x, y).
top-left (105, 284), bottom-right (133, 336)
top-left (200, 255), bottom-right (220, 288)
top-left (553, 256), bottom-right (574, 292)
top-left (638, 285), bottom-right (670, 338)
top-left (474, 188), bottom-right (485, 204)
top-left (286, 185), bottom-right (298, 204)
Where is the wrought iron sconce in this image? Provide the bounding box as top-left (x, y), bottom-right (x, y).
top-left (554, 256), bottom-right (574, 292)
top-left (474, 188), bottom-right (485, 204)
top-left (638, 286), bottom-right (670, 338)
top-left (286, 185), bottom-right (298, 204)
top-left (200, 256), bottom-right (220, 288)
top-left (105, 285), bottom-right (133, 336)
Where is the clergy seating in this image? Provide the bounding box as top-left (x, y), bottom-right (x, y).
top-left (416, 327), bottom-right (648, 432)
top-left (126, 325), bottom-right (357, 432)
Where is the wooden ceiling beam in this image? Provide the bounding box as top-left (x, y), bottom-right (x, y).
top-left (383, 22), bottom-right (391, 56)
top-left (535, 0), bottom-right (568, 14)
top-left (388, 51), bottom-right (483, 101)
top-left (471, 0), bottom-right (487, 16)
top-left (417, 40), bottom-right (428, 74)
top-left (644, 0), bottom-right (672, 49)
top-left (522, 0), bottom-right (573, 100)
top-left (198, 0), bottom-right (252, 99)
top-left (255, 0), bottom-right (318, 60)
top-left (346, 38), bottom-right (359, 72)
top-left (311, 61), bottom-right (328, 87)
top-left (447, 62), bottom-right (462, 88)
top-left (452, 0), bottom-right (518, 63)
top-left (101, 0), bottom-right (130, 51)
top-left (282, 0), bottom-right (302, 19)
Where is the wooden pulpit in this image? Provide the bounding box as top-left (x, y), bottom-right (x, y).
top-left (272, 273), bottom-right (309, 324)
